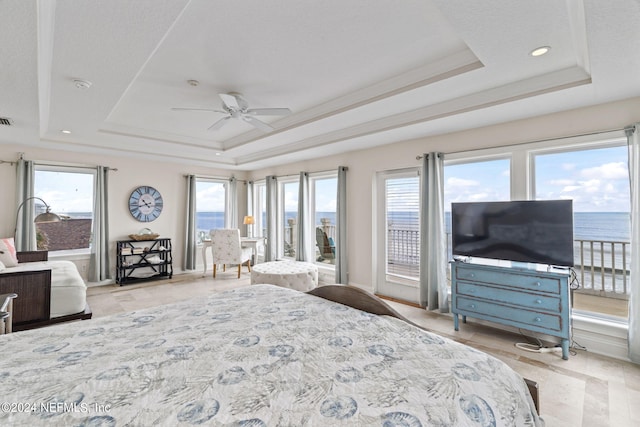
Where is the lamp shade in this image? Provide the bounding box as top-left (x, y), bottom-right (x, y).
top-left (243, 215), bottom-right (255, 225)
top-left (35, 210), bottom-right (62, 223)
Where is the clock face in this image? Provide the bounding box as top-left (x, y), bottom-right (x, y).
top-left (129, 186), bottom-right (163, 222)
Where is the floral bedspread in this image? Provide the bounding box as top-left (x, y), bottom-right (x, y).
top-left (0, 284), bottom-right (542, 426)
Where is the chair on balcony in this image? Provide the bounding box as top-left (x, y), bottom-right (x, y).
top-left (210, 229), bottom-right (253, 279)
top-left (315, 227), bottom-right (335, 262)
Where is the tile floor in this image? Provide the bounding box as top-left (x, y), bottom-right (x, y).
top-left (87, 272), bottom-right (640, 427)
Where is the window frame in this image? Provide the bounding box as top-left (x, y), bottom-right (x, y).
top-left (278, 177), bottom-right (299, 259)
top-left (309, 171), bottom-right (338, 268)
top-left (444, 130), bottom-right (629, 321)
top-left (33, 164), bottom-right (97, 254)
top-left (194, 177), bottom-right (228, 244)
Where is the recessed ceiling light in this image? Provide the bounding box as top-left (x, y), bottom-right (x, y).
top-left (61, 129), bottom-right (71, 134)
top-left (530, 46), bottom-right (551, 57)
top-left (215, 152), bottom-right (221, 156)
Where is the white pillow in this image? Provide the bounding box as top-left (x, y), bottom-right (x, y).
top-left (0, 237), bottom-right (19, 267)
top-left (0, 260), bottom-right (5, 272)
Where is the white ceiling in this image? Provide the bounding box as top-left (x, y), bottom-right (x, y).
top-left (1, 0), bottom-right (640, 170)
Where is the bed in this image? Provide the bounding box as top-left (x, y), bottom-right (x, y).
top-left (0, 284), bottom-right (543, 426)
top-left (0, 251), bottom-right (91, 331)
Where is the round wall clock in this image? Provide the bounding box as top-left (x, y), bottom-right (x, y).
top-left (129, 185), bottom-right (163, 222)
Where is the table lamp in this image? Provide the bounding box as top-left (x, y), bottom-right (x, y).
top-left (243, 215), bottom-right (255, 238)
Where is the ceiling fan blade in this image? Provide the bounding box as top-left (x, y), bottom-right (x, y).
top-left (219, 93), bottom-right (240, 111)
top-left (171, 107), bottom-right (226, 113)
top-left (243, 116), bottom-right (274, 132)
top-left (246, 108), bottom-right (292, 116)
top-left (208, 116), bottom-right (231, 131)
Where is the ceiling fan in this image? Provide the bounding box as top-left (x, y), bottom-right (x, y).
top-left (171, 92), bottom-right (291, 132)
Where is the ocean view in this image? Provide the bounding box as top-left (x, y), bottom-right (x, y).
top-left (65, 211), bottom-right (630, 242)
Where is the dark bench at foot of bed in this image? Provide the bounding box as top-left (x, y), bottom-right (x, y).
top-left (0, 251), bottom-right (92, 331)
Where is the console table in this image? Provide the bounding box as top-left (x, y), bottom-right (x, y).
top-left (116, 238), bottom-right (173, 285)
top-left (451, 261), bottom-right (571, 359)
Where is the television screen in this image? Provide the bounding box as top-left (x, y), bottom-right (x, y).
top-left (451, 200), bottom-right (574, 267)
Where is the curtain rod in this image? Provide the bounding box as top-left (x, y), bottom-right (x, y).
top-left (185, 174), bottom-right (247, 183)
top-left (261, 167), bottom-right (343, 180)
top-left (2, 159), bottom-right (117, 170)
top-left (35, 162), bottom-right (118, 171)
top-left (416, 127), bottom-right (627, 159)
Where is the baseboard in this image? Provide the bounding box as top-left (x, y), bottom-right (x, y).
top-left (571, 312), bottom-right (630, 361)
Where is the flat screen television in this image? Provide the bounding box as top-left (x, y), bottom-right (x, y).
top-left (451, 200), bottom-right (574, 267)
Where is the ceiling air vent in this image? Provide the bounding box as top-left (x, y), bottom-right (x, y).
top-left (0, 117), bottom-right (13, 126)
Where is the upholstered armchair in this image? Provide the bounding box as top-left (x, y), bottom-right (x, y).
top-left (210, 229), bottom-right (253, 279)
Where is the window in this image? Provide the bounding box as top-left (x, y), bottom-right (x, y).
top-left (533, 144), bottom-right (630, 319)
top-left (195, 179), bottom-right (226, 243)
top-left (444, 158), bottom-right (511, 259)
top-left (385, 175), bottom-right (420, 279)
top-left (34, 167), bottom-right (95, 252)
top-left (310, 174), bottom-right (337, 266)
top-left (374, 169), bottom-right (420, 301)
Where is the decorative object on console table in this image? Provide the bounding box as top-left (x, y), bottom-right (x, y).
top-left (451, 261), bottom-right (571, 359)
top-left (128, 227), bottom-right (159, 241)
top-left (116, 238), bottom-right (173, 285)
top-left (128, 186), bottom-right (163, 222)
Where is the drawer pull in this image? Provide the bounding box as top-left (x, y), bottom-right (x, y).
top-left (469, 273), bottom-right (475, 278)
top-left (535, 299), bottom-right (542, 304)
top-left (468, 304), bottom-right (476, 309)
top-left (534, 317), bottom-right (542, 322)
top-left (534, 282), bottom-right (541, 287)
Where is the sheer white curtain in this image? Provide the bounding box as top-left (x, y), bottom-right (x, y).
top-left (627, 124), bottom-right (640, 362)
top-left (335, 166), bottom-right (348, 284)
top-left (246, 181), bottom-right (254, 218)
top-left (419, 153), bottom-right (448, 311)
top-left (265, 176), bottom-right (278, 261)
top-left (14, 158), bottom-right (36, 251)
top-left (296, 172), bottom-right (311, 261)
top-left (225, 177), bottom-right (238, 229)
top-left (88, 166), bottom-right (111, 282)
top-left (183, 175), bottom-right (197, 271)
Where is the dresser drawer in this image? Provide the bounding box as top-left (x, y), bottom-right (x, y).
top-left (456, 281), bottom-right (561, 312)
top-left (455, 296), bottom-right (562, 332)
top-left (455, 265), bottom-right (561, 294)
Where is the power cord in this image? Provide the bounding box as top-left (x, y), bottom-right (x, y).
top-left (515, 329), bottom-right (563, 354)
top-left (515, 342), bottom-right (562, 353)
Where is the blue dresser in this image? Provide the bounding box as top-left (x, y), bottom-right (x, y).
top-left (451, 261), bottom-right (571, 359)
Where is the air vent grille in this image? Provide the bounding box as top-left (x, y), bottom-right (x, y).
top-left (0, 117), bottom-right (13, 126)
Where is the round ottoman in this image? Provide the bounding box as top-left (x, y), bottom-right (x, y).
top-left (250, 261), bottom-right (319, 291)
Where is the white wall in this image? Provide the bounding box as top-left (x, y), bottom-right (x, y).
top-left (249, 96), bottom-right (640, 291)
top-left (0, 144), bottom-right (246, 281)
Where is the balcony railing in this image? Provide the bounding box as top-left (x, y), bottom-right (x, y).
top-left (284, 219), bottom-right (336, 264)
top-left (385, 228), bottom-right (631, 299)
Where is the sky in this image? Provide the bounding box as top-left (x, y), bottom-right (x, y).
top-left (444, 145), bottom-right (630, 213)
top-left (34, 170), bottom-right (94, 213)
